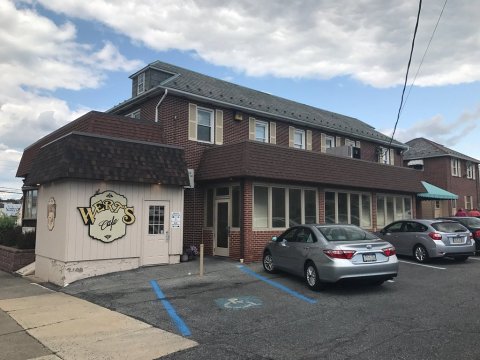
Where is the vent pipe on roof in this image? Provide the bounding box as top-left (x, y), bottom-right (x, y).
top-left (155, 89), bottom-right (168, 123)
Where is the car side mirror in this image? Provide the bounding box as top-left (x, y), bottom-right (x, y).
top-left (272, 236), bottom-right (278, 242)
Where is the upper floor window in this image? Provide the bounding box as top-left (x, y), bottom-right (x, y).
top-left (137, 73), bottom-right (145, 94)
top-left (126, 109), bottom-right (141, 119)
top-left (294, 129), bottom-right (305, 149)
top-left (466, 163), bottom-right (476, 179)
top-left (255, 120), bottom-right (269, 143)
top-left (378, 147), bottom-right (391, 165)
top-left (451, 158), bottom-right (461, 177)
top-left (197, 108), bottom-right (214, 143)
top-left (325, 135), bottom-right (335, 149)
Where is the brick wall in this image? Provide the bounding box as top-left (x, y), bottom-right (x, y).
top-left (0, 245), bottom-right (35, 272)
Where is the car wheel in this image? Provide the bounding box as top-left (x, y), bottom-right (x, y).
top-left (413, 245), bottom-right (429, 263)
top-left (454, 255), bottom-right (469, 262)
top-left (304, 262), bottom-right (323, 290)
top-left (262, 251), bottom-right (276, 273)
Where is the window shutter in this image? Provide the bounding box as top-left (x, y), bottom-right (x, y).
top-left (390, 149), bottom-right (395, 165)
top-left (321, 133), bottom-right (326, 153)
top-left (356, 141), bottom-right (361, 148)
top-left (458, 160), bottom-right (461, 177)
top-left (306, 130), bottom-right (312, 151)
top-left (289, 126), bottom-right (295, 148)
top-left (336, 136), bottom-right (342, 147)
top-left (249, 117), bottom-right (256, 140)
top-left (215, 110), bottom-right (223, 145)
top-left (188, 103), bottom-right (197, 141)
top-left (270, 122), bottom-right (276, 144)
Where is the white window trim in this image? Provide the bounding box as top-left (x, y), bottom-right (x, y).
top-left (376, 194), bottom-right (413, 228)
top-left (137, 73), bottom-right (145, 94)
top-left (255, 120), bottom-right (269, 143)
top-left (324, 190), bottom-right (373, 229)
top-left (325, 135), bottom-right (335, 149)
top-left (294, 129), bottom-right (306, 149)
top-left (378, 147), bottom-right (391, 165)
top-left (126, 109), bottom-right (141, 119)
top-left (196, 107), bottom-right (215, 144)
top-left (466, 163), bottom-right (475, 179)
top-left (451, 158), bottom-right (461, 177)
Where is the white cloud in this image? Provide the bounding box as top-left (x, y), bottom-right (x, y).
top-left (0, 1), bottom-right (142, 197)
top-left (31, 0), bottom-right (480, 88)
top-left (383, 104), bottom-right (480, 150)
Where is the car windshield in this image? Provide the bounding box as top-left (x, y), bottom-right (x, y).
top-left (432, 222), bottom-right (467, 233)
top-left (463, 218), bottom-right (480, 227)
top-left (317, 226), bottom-right (377, 241)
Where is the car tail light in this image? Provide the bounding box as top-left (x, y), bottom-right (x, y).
top-left (473, 230), bottom-right (480, 238)
top-left (323, 249), bottom-right (356, 259)
top-left (428, 232), bottom-right (443, 241)
top-left (383, 247), bottom-right (396, 257)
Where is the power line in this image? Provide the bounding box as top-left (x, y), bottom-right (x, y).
top-left (400, 0), bottom-right (448, 116)
top-left (388, 0), bottom-right (423, 147)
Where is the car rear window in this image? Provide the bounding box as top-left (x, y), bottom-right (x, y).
top-left (463, 218), bottom-right (480, 227)
top-left (432, 222), bottom-right (467, 233)
top-left (317, 226), bottom-right (377, 241)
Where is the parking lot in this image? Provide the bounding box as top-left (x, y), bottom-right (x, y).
top-left (62, 255), bottom-right (480, 360)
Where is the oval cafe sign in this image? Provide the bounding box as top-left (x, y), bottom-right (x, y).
top-left (77, 190), bottom-right (135, 243)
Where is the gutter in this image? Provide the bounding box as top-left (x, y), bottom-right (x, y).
top-left (155, 89), bottom-right (168, 123)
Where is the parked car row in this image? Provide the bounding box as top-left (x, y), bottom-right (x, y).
top-left (263, 218), bottom-right (477, 291)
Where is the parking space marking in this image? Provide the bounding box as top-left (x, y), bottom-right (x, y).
top-left (398, 260), bottom-right (446, 270)
top-left (150, 279), bottom-right (192, 337)
top-left (237, 265), bottom-right (317, 304)
top-left (468, 257), bottom-right (480, 261)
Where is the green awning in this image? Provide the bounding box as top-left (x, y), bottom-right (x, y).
top-left (417, 181), bottom-right (458, 200)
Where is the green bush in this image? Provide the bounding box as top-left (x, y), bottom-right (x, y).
top-left (0, 215), bottom-right (36, 249)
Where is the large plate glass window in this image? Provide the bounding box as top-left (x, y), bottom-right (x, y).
top-left (377, 195), bottom-right (413, 227)
top-left (23, 189), bottom-right (38, 219)
top-left (148, 205), bottom-right (165, 234)
top-left (324, 191), bottom-right (372, 229)
top-left (289, 189), bottom-right (302, 225)
top-left (197, 108), bottom-right (214, 143)
top-left (304, 190), bottom-right (317, 224)
top-left (272, 187), bottom-right (286, 228)
top-left (254, 186), bottom-right (268, 228)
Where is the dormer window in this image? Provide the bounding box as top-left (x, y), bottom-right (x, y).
top-left (137, 73), bottom-right (145, 94)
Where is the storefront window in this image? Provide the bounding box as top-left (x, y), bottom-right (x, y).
top-left (386, 197), bottom-right (394, 224)
top-left (324, 190), bottom-right (372, 229)
top-left (23, 189), bottom-right (38, 219)
top-left (304, 190), bottom-right (317, 224)
top-left (254, 186), bottom-right (268, 228)
top-left (289, 189), bottom-right (301, 226)
top-left (272, 187), bottom-right (286, 228)
top-left (377, 194), bottom-right (413, 227)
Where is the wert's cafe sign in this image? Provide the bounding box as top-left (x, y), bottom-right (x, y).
top-left (78, 191), bottom-right (135, 243)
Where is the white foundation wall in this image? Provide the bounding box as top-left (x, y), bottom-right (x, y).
top-left (36, 254), bottom-right (140, 286)
top-left (35, 179), bottom-right (184, 284)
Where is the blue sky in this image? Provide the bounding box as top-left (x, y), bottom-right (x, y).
top-left (1, 0), bottom-right (480, 199)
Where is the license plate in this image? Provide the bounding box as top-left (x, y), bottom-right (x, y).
top-left (363, 254), bottom-right (376, 262)
top-left (452, 237), bottom-right (464, 244)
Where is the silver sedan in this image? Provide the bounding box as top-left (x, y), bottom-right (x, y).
top-left (262, 224), bottom-right (398, 290)
top-left (378, 219), bottom-right (475, 263)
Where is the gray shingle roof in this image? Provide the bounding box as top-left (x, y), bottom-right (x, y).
top-left (25, 132), bottom-right (189, 186)
top-left (404, 137), bottom-right (480, 163)
top-left (114, 60), bottom-right (406, 148)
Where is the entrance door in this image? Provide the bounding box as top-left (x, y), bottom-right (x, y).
top-left (142, 201), bottom-right (170, 265)
top-left (434, 201), bottom-right (442, 218)
top-left (214, 200), bottom-right (229, 256)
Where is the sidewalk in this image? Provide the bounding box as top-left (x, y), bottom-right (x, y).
top-left (0, 270), bottom-right (197, 360)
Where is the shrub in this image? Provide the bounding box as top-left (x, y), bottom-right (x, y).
top-left (0, 215), bottom-right (16, 246)
top-left (0, 215), bottom-right (36, 249)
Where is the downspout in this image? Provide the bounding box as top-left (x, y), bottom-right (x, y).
top-left (155, 89), bottom-right (168, 123)
top-left (240, 178), bottom-right (245, 262)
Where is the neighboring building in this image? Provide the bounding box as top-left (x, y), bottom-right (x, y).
top-left (404, 137), bottom-right (480, 217)
top-left (18, 60), bottom-right (441, 283)
top-left (0, 203), bottom-right (21, 217)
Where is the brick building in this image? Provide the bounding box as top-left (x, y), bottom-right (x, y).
top-left (18, 60), bottom-right (435, 272)
top-left (404, 137), bottom-right (480, 218)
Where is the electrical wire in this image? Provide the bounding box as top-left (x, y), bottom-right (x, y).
top-left (388, 0), bottom-right (423, 148)
top-left (401, 0), bottom-right (448, 117)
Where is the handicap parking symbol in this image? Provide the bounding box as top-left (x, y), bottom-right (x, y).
top-left (215, 296), bottom-right (262, 310)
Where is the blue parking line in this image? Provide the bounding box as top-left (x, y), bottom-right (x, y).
top-left (237, 265), bottom-right (317, 304)
top-left (149, 279), bottom-right (192, 337)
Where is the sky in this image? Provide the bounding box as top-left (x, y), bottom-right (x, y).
top-left (1, 0), bottom-right (480, 200)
